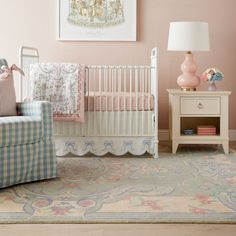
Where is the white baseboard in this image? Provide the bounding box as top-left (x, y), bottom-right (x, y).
top-left (159, 129), bottom-right (236, 141)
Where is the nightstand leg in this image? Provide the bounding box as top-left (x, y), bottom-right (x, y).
top-left (172, 141), bottom-right (179, 154)
top-left (222, 141), bottom-right (229, 154)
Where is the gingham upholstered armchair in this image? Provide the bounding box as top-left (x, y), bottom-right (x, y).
top-left (0, 101), bottom-right (58, 188)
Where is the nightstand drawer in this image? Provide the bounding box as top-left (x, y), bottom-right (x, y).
top-left (180, 96), bottom-right (220, 115)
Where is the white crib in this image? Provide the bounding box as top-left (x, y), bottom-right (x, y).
top-left (18, 46), bottom-right (158, 158)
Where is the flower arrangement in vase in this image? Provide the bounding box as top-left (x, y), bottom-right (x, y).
top-left (201, 68), bottom-right (224, 91)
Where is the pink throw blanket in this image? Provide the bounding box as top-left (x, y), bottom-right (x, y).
top-left (29, 63), bottom-right (85, 122)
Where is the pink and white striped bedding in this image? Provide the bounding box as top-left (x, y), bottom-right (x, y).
top-left (84, 92), bottom-right (154, 111)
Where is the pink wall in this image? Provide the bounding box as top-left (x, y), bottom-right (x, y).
top-left (1, 0), bottom-right (236, 129)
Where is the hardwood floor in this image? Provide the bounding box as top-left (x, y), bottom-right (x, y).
top-left (0, 224), bottom-right (236, 236)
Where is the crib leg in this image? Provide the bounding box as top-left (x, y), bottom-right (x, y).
top-left (153, 140), bottom-right (159, 158)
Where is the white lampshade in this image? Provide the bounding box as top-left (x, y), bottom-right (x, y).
top-left (167, 22), bottom-right (210, 51)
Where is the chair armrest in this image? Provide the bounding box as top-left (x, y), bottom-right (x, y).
top-left (17, 101), bottom-right (53, 138)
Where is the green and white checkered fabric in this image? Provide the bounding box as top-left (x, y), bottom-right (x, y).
top-left (0, 101), bottom-right (58, 188)
top-left (0, 116), bottom-right (43, 147)
top-left (17, 101), bottom-right (53, 137)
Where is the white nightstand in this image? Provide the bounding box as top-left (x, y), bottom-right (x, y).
top-left (167, 89), bottom-right (231, 154)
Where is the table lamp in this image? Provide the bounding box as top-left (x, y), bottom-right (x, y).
top-left (167, 22), bottom-right (210, 91)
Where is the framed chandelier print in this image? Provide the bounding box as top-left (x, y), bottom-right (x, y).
top-left (58, 0), bottom-right (137, 41)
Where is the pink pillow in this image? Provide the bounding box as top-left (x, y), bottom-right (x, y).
top-left (0, 71), bottom-right (17, 116)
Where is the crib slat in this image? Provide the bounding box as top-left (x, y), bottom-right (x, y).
top-left (99, 68), bottom-right (102, 134)
top-left (117, 67), bottom-right (120, 134)
top-left (124, 67), bottom-right (127, 135)
top-left (105, 67), bottom-right (108, 135)
top-left (93, 68), bottom-right (96, 135)
top-left (135, 67), bottom-right (138, 135)
top-left (112, 67), bottom-right (114, 135)
top-left (129, 68), bottom-right (132, 136)
top-left (145, 67), bottom-right (149, 133)
top-left (142, 67), bottom-right (145, 135)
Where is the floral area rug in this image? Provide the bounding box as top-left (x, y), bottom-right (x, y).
top-left (0, 144), bottom-right (236, 223)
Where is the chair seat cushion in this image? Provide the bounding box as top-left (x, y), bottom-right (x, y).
top-left (0, 116), bottom-right (43, 148)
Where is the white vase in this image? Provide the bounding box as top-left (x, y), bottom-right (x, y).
top-left (208, 81), bottom-right (216, 91)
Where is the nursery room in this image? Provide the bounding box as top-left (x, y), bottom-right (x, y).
top-left (0, 0), bottom-right (236, 235)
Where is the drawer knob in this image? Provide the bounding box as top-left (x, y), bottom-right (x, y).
top-left (198, 102), bottom-right (204, 109)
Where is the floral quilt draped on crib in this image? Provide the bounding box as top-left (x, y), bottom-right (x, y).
top-left (29, 63), bottom-right (85, 122)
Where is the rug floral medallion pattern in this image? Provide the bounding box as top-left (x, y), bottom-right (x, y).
top-left (0, 144), bottom-right (236, 223)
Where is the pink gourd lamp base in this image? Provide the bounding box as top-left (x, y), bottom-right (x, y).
top-left (177, 51), bottom-right (200, 91)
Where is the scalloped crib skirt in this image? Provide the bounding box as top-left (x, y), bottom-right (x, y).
top-left (53, 111), bottom-right (155, 156)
